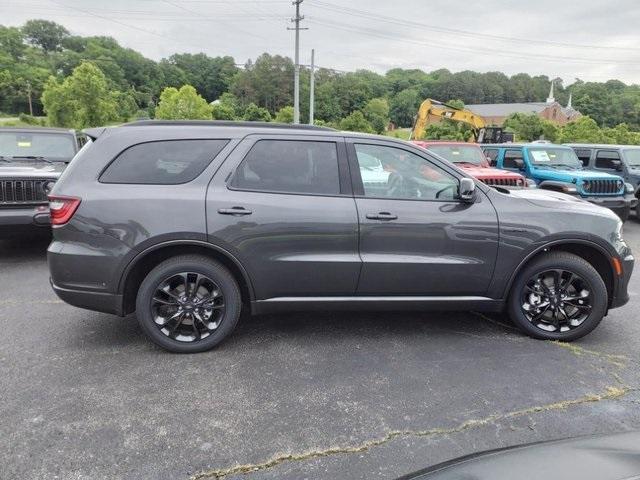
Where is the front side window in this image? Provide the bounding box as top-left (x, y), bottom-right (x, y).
top-left (427, 145), bottom-right (488, 166)
top-left (595, 150), bottom-right (621, 170)
top-left (0, 131), bottom-right (76, 161)
top-left (231, 140), bottom-right (340, 195)
top-left (503, 149), bottom-right (524, 169)
top-left (527, 147), bottom-right (582, 170)
top-left (354, 144), bottom-right (458, 201)
top-left (100, 139), bottom-right (229, 184)
top-left (574, 148), bottom-right (592, 167)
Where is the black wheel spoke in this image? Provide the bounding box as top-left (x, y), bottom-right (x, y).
top-left (521, 268), bottom-right (592, 334)
top-left (152, 271), bottom-right (225, 343)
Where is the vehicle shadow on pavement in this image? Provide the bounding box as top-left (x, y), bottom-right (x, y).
top-left (0, 234), bottom-right (51, 262)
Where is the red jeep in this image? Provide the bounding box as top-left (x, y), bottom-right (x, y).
top-left (413, 141), bottom-right (527, 188)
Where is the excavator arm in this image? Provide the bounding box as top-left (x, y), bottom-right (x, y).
top-left (410, 99), bottom-right (487, 141)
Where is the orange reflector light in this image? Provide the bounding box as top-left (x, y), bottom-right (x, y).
top-left (612, 257), bottom-right (623, 276)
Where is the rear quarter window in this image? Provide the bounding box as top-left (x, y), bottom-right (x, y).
top-left (100, 139), bottom-right (229, 184)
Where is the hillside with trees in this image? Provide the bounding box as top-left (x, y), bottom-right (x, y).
top-left (2, 19), bottom-right (640, 142)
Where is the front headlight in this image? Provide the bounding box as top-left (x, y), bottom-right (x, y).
top-left (561, 184), bottom-right (578, 193)
top-left (525, 178), bottom-right (537, 188)
top-left (625, 182), bottom-right (635, 194)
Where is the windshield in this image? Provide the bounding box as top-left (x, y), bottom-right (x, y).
top-left (528, 147), bottom-right (582, 169)
top-left (0, 131), bottom-right (76, 161)
top-left (428, 145), bottom-right (487, 166)
top-left (623, 149), bottom-right (640, 167)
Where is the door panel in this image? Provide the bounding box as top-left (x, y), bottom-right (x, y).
top-left (348, 140), bottom-right (499, 296)
top-left (206, 134), bottom-right (360, 300)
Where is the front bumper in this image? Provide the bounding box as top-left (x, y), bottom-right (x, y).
top-left (583, 193), bottom-right (638, 211)
top-left (610, 254), bottom-right (634, 309)
top-left (0, 204), bottom-right (51, 228)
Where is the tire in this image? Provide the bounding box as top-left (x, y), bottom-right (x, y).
top-left (136, 255), bottom-right (242, 353)
top-left (507, 252), bottom-right (607, 341)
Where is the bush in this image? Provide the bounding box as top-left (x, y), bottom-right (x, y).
top-left (243, 103), bottom-right (271, 122)
top-left (155, 85), bottom-right (213, 120)
top-left (18, 113), bottom-right (45, 125)
top-left (274, 106), bottom-right (294, 124)
top-left (339, 111), bottom-right (374, 133)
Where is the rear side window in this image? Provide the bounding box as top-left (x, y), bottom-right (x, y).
top-left (231, 139), bottom-right (340, 195)
top-left (595, 150), bottom-right (620, 169)
top-left (483, 148), bottom-right (499, 165)
top-left (503, 149), bottom-right (523, 169)
top-left (100, 139), bottom-right (229, 184)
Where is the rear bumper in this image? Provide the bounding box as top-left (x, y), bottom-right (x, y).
top-left (0, 204), bottom-right (50, 228)
top-left (50, 279), bottom-right (124, 316)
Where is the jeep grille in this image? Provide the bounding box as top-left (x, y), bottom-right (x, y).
top-left (581, 179), bottom-right (623, 195)
top-left (480, 177), bottom-right (521, 187)
top-left (0, 179), bottom-right (49, 206)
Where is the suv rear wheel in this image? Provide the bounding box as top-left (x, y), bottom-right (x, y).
top-left (135, 255), bottom-right (242, 353)
top-left (508, 252), bottom-right (607, 341)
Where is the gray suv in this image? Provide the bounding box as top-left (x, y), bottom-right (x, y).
top-left (48, 121), bottom-right (634, 352)
top-left (1, 126), bottom-right (81, 234)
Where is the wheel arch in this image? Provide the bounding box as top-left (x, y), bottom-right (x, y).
top-left (119, 241), bottom-right (254, 316)
top-left (504, 239), bottom-right (616, 306)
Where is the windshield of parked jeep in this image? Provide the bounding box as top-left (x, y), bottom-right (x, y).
top-left (0, 131), bottom-right (76, 161)
top-left (528, 147), bottom-right (582, 169)
top-left (623, 149), bottom-right (640, 167)
top-left (428, 145), bottom-right (487, 166)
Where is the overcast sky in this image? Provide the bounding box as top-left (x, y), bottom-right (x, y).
top-left (2, 0), bottom-right (640, 85)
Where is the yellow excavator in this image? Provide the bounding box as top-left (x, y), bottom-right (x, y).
top-left (409, 99), bottom-right (512, 143)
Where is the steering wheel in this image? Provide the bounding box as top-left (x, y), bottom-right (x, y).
top-left (435, 183), bottom-right (456, 199)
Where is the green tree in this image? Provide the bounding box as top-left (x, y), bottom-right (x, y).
top-left (389, 88), bottom-right (419, 128)
top-left (363, 97), bottom-right (389, 134)
top-left (22, 19), bottom-right (69, 53)
top-left (211, 102), bottom-right (236, 120)
top-left (557, 116), bottom-right (605, 143)
top-left (339, 111), bottom-right (374, 133)
top-left (164, 53), bottom-right (237, 102)
top-left (0, 26), bottom-right (26, 59)
top-left (503, 113), bottom-right (558, 142)
top-left (243, 102), bottom-right (271, 122)
top-left (424, 121), bottom-right (473, 141)
top-left (274, 105), bottom-right (294, 123)
top-left (41, 62), bottom-right (120, 128)
top-left (155, 84), bottom-right (213, 120)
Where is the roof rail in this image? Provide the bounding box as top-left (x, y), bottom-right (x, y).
top-left (122, 120), bottom-right (335, 131)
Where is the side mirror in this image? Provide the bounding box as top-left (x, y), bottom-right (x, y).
top-left (514, 158), bottom-right (525, 170)
top-left (613, 160), bottom-right (623, 171)
top-left (459, 178), bottom-right (476, 202)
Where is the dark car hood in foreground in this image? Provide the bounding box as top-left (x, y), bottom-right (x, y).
top-left (397, 431), bottom-right (640, 480)
top-left (0, 161), bottom-right (66, 178)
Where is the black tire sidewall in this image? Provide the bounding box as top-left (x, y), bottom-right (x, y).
top-left (136, 257), bottom-right (241, 353)
top-left (508, 253), bottom-right (607, 341)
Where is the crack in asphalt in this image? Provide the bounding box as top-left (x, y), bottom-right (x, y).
top-left (191, 385), bottom-right (631, 480)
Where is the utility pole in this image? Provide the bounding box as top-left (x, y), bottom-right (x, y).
top-left (26, 81), bottom-right (33, 116)
top-left (288, 0), bottom-right (306, 124)
top-left (309, 49), bottom-right (315, 125)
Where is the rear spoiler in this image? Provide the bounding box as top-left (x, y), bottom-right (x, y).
top-left (82, 127), bottom-right (106, 141)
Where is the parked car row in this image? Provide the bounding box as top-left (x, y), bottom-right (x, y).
top-left (412, 140), bottom-right (639, 222)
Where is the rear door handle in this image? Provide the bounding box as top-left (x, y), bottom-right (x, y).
top-left (366, 212), bottom-right (398, 221)
top-left (217, 207), bottom-right (253, 216)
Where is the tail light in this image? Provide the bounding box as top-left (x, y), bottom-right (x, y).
top-left (48, 195), bottom-right (81, 226)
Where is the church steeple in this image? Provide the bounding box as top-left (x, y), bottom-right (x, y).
top-left (546, 80), bottom-right (555, 103)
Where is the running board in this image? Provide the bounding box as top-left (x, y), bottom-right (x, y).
top-left (251, 296), bottom-right (504, 315)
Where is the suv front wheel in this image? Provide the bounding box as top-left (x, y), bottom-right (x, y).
top-left (136, 255), bottom-right (242, 353)
top-left (508, 252), bottom-right (607, 341)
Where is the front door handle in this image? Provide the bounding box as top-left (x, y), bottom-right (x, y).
top-left (218, 207), bottom-right (253, 216)
top-left (366, 212), bottom-right (398, 221)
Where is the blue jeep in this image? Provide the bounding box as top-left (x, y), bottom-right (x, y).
top-left (482, 143), bottom-right (637, 221)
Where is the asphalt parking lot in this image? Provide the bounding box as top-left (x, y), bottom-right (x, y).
top-left (1, 223), bottom-right (639, 480)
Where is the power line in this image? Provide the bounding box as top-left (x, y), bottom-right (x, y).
top-left (307, 0), bottom-right (640, 53)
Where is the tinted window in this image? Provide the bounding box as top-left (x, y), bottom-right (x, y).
top-left (231, 140), bottom-right (340, 195)
top-left (574, 148), bottom-right (592, 167)
top-left (503, 149), bottom-right (524, 169)
top-left (595, 150), bottom-right (621, 170)
top-left (354, 143), bottom-right (458, 201)
top-left (100, 139), bottom-right (228, 184)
